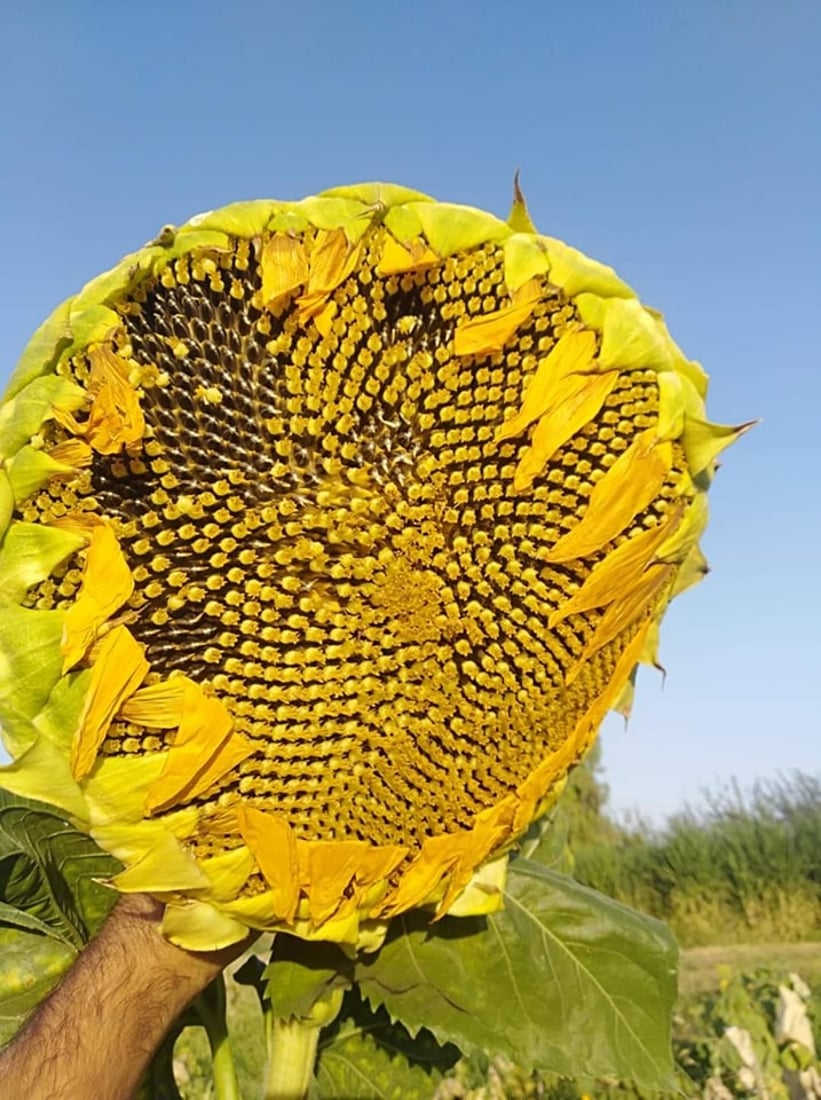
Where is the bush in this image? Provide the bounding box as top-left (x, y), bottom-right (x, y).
top-left (571, 773), bottom-right (821, 946)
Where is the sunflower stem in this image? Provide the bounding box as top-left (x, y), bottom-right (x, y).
top-left (263, 1017), bottom-right (322, 1100)
top-left (193, 975), bottom-right (241, 1100)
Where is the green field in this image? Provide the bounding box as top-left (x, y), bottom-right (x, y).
top-left (681, 941), bottom-right (821, 995)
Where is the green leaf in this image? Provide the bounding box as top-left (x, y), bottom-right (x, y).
top-left (517, 811), bottom-right (573, 872)
top-left (135, 1026), bottom-right (186, 1100)
top-left (313, 1027), bottom-right (441, 1100)
top-left (313, 990), bottom-right (456, 1100)
top-left (264, 933), bottom-right (354, 1019)
top-left (356, 860), bottom-right (678, 1091)
top-left (0, 925), bottom-right (75, 1044)
top-left (0, 791), bottom-right (120, 1043)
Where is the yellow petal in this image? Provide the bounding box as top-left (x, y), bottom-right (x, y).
top-left (545, 430), bottom-right (673, 562)
top-left (146, 730), bottom-right (252, 815)
top-left (305, 228), bottom-right (361, 295)
top-left (297, 840), bottom-right (362, 926)
top-left (61, 522), bottom-right (134, 672)
top-left (261, 233), bottom-right (309, 305)
top-left (298, 840), bottom-right (407, 928)
top-left (312, 299), bottom-right (337, 338)
top-left (48, 438), bottom-right (93, 468)
top-left (568, 563), bottom-right (675, 680)
top-left (292, 230), bottom-right (362, 332)
top-left (513, 369), bottom-right (619, 492)
top-left (118, 677), bottom-right (188, 727)
top-left (496, 329), bottom-right (599, 442)
top-left (110, 831), bottom-right (210, 892)
top-left (219, 888), bottom-right (280, 928)
top-left (49, 512), bottom-right (104, 538)
top-left (570, 619), bottom-right (653, 757)
top-left (514, 616), bottom-right (655, 822)
top-left (445, 855), bottom-right (508, 917)
top-left (376, 235), bottom-right (439, 276)
top-left (236, 805), bottom-right (300, 922)
top-left (197, 846), bottom-right (256, 903)
top-left (435, 816), bottom-right (511, 917)
top-left (143, 681), bottom-right (248, 813)
top-left (549, 509), bottom-right (682, 628)
top-left (453, 280), bottom-right (541, 357)
top-left (380, 838), bottom-right (456, 916)
top-left (353, 844), bottom-right (408, 889)
top-left (379, 811), bottom-right (510, 919)
top-left (84, 345), bottom-right (145, 454)
top-left (70, 625), bottom-right (149, 779)
top-left (162, 899), bottom-right (251, 952)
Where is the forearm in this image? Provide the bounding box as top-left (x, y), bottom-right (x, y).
top-left (0, 895), bottom-right (238, 1100)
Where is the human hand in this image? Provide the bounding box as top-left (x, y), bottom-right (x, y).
top-left (0, 893), bottom-right (255, 1100)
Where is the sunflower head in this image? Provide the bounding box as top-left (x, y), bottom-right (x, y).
top-left (0, 183), bottom-right (749, 949)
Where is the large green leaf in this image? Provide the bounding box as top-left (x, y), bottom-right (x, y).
top-left (312, 990), bottom-right (456, 1100)
top-left (356, 859), bottom-right (678, 1091)
top-left (0, 790), bottom-right (121, 1042)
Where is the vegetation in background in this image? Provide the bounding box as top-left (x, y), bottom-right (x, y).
top-left (569, 771), bottom-right (821, 946)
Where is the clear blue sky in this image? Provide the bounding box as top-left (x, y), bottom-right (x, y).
top-left (1, 1), bottom-right (818, 823)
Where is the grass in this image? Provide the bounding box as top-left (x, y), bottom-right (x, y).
top-left (571, 772), bottom-right (821, 946)
top-left (679, 941), bottom-right (821, 995)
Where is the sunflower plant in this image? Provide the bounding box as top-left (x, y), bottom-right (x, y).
top-left (0, 181), bottom-right (748, 1098)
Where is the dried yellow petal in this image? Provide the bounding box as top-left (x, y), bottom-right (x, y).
top-left (70, 626), bottom-right (149, 779)
top-left (61, 522), bottom-right (134, 672)
top-left (261, 233), bottom-right (309, 305)
top-left (376, 235), bottom-right (439, 276)
top-left (496, 329), bottom-right (599, 442)
top-left (546, 429), bottom-right (673, 562)
top-left (237, 805), bottom-right (300, 922)
top-left (453, 280), bottom-right (541, 357)
top-left (143, 679), bottom-right (247, 813)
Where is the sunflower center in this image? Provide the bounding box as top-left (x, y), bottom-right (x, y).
top-left (24, 227), bottom-right (679, 850)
